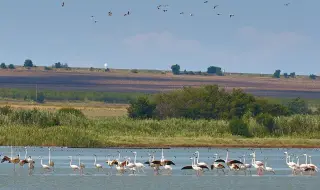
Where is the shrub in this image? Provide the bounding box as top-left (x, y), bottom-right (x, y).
top-left (127, 96), bottom-right (156, 119)
top-left (309, 74), bottom-right (317, 80)
top-left (171, 64), bottom-right (180, 75)
top-left (0, 63), bottom-right (7, 69)
top-left (8, 64), bottom-right (15, 69)
top-left (273, 69), bottom-right (281, 78)
top-left (57, 107), bottom-right (85, 118)
top-left (256, 113), bottom-right (275, 133)
top-left (131, 69), bottom-right (138, 73)
top-left (0, 105), bottom-right (13, 115)
top-left (229, 118), bottom-right (251, 137)
top-left (44, 66), bottom-right (52, 70)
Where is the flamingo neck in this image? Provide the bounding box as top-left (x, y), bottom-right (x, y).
top-left (25, 148), bottom-right (27, 159)
top-left (134, 154), bottom-right (137, 164)
top-left (196, 152), bottom-right (199, 164)
top-left (49, 149), bottom-right (51, 162)
top-left (94, 156), bottom-right (97, 165)
top-left (226, 151), bottom-right (229, 162)
top-left (305, 155), bottom-right (308, 165)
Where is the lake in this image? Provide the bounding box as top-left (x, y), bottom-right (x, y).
top-left (0, 146), bottom-right (319, 190)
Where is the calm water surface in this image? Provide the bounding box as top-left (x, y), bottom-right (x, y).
top-left (0, 146), bottom-right (319, 190)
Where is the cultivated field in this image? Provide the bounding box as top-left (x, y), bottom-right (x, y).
top-left (0, 69), bottom-right (319, 98)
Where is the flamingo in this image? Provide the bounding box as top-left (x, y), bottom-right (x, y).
top-left (48, 148), bottom-right (55, 171)
top-left (126, 157), bottom-right (136, 174)
top-left (210, 153), bottom-right (226, 174)
top-left (250, 152), bottom-right (264, 175)
top-left (116, 157), bottom-right (128, 174)
top-left (264, 158), bottom-right (275, 174)
top-left (39, 156), bottom-right (51, 171)
top-left (299, 154), bottom-right (309, 172)
top-left (132, 152), bottom-right (145, 173)
top-left (308, 156), bottom-right (318, 173)
top-left (68, 156), bottom-right (80, 172)
top-left (192, 155), bottom-right (209, 176)
top-left (194, 151), bottom-right (208, 167)
top-left (78, 155), bottom-right (85, 175)
top-left (93, 154), bottom-right (103, 171)
top-left (284, 152), bottom-right (298, 174)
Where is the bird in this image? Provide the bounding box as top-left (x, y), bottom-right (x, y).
top-left (61, 2), bottom-right (64, 7)
top-left (78, 155), bottom-right (85, 175)
top-left (229, 14), bottom-right (235, 18)
top-left (204, 1), bottom-right (208, 3)
top-left (93, 154), bottom-right (103, 171)
top-left (264, 158), bottom-right (275, 174)
top-left (217, 13), bottom-right (222, 16)
top-left (39, 156), bottom-right (51, 171)
top-left (284, 3), bottom-right (290, 6)
top-left (213, 5), bottom-right (219, 9)
top-left (132, 152), bottom-right (145, 173)
top-left (68, 156), bottom-right (80, 172)
top-left (194, 151), bottom-right (208, 167)
top-left (48, 148), bottom-right (55, 171)
top-left (108, 11), bottom-right (112, 16)
top-left (180, 12), bottom-right (184, 15)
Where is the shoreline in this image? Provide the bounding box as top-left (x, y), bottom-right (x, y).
top-left (3, 138), bottom-right (320, 149)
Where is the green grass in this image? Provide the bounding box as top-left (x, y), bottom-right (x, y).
top-left (0, 88), bottom-right (145, 103)
top-left (1, 108), bottom-right (320, 147)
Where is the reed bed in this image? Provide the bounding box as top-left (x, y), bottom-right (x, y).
top-left (1, 107), bottom-right (320, 147)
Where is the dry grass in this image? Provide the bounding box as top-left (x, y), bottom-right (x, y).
top-left (0, 100), bottom-right (128, 118)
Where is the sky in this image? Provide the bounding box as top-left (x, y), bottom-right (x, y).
top-left (0, 0), bottom-right (319, 75)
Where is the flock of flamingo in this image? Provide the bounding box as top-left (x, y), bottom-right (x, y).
top-left (0, 147), bottom-right (318, 176)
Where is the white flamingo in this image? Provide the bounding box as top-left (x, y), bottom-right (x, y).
top-left (69, 156), bottom-right (80, 172)
top-left (39, 156), bottom-right (51, 171)
top-left (308, 155), bottom-right (318, 173)
top-left (250, 152), bottom-right (264, 175)
top-left (132, 152), bottom-right (145, 173)
top-left (194, 151), bottom-right (208, 167)
top-left (93, 154), bottom-right (103, 171)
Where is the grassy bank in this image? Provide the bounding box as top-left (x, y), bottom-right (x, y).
top-left (1, 107), bottom-right (320, 147)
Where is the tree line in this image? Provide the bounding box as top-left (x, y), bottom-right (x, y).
top-left (127, 85), bottom-right (319, 136)
top-left (128, 85), bottom-right (315, 120)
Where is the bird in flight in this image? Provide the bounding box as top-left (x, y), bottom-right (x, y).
top-left (217, 13), bottom-right (222, 16)
top-left (180, 12), bottom-right (184, 15)
top-left (229, 14), bottom-right (235, 18)
top-left (284, 3), bottom-right (290, 6)
top-left (108, 11), bottom-right (112, 16)
top-left (62, 2), bottom-right (64, 7)
top-left (213, 5), bottom-right (219, 9)
top-left (204, 1), bottom-right (208, 3)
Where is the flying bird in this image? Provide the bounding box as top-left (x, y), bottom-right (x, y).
top-left (284, 3), bottom-right (290, 6)
top-left (180, 12), bottom-right (184, 15)
top-left (62, 2), bottom-right (64, 7)
top-left (229, 14), bottom-right (235, 18)
top-left (214, 5), bottom-right (219, 9)
top-left (204, 1), bottom-right (208, 3)
top-left (108, 11), bottom-right (112, 16)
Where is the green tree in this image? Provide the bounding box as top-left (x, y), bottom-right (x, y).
top-left (53, 62), bottom-right (62, 68)
top-left (127, 96), bottom-right (156, 119)
top-left (273, 69), bottom-right (281, 78)
top-left (229, 118), bottom-right (251, 137)
top-left (24, 59), bottom-right (33, 67)
top-left (171, 64), bottom-right (180, 75)
top-left (283, 73), bottom-right (289, 78)
top-left (309, 74), bottom-right (317, 80)
top-left (256, 113), bottom-right (275, 133)
top-left (287, 97), bottom-right (310, 115)
top-left (290, 72), bottom-right (296, 78)
top-left (0, 63), bottom-right (7, 69)
top-left (207, 66), bottom-right (223, 76)
top-left (36, 92), bottom-right (45, 103)
top-left (8, 64), bottom-right (15, 69)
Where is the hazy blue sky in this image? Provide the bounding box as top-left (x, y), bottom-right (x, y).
top-left (0, 0), bottom-right (319, 74)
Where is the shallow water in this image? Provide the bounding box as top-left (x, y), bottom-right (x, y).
top-left (0, 146), bottom-right (319, 190)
